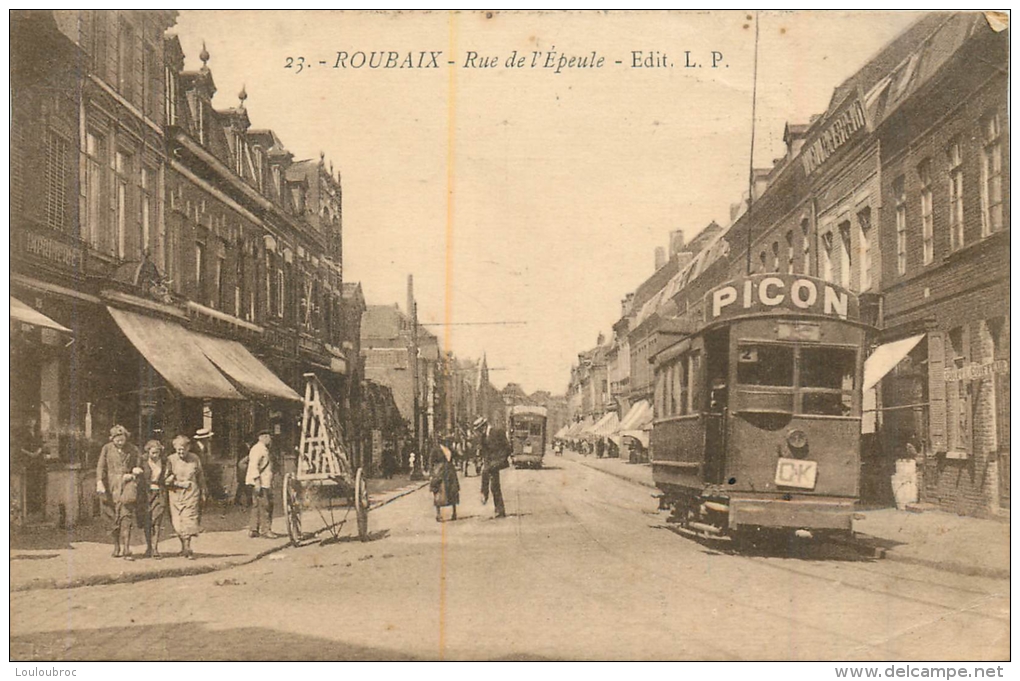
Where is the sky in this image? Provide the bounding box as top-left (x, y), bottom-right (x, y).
top-left (172, 10), bottom-right (927, 394)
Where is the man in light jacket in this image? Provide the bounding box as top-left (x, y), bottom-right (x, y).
top-left (246, 429), bottom-right (279, 538)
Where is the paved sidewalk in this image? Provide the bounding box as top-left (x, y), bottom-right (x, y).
top-left (850, 507), bottom-right (1009, 579)
top-left (563, 448), bottom-right (1009, 580)
top-left (10, 476), bottom-right (427, 592)
top-left (561, 448), bottom-right (654, 488)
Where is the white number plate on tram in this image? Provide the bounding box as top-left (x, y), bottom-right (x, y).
top-left (775, 458), bottom-right (817, 489)
top-left (524, 443), bottom-right (533, 454)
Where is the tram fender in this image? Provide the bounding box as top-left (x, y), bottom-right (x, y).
top-left (728, 496), bottom-right (853, 531)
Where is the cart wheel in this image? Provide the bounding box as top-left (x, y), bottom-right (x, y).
top-left (355, 467), bottom-right (370, 542)
top-left (283, 472), bottom-right (302, 545)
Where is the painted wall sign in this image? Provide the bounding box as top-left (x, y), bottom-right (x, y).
top-left (706, 274), bottom-right (860, 322)
top-left (944, 359), bottom-right (1009, 382)
top-left (800, 95), bottom-right (868, 176)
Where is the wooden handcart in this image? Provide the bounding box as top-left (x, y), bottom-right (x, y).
top-left (282, 373), bottom-right (369, 544)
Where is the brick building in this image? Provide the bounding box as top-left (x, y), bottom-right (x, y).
top-left (871, 14), bottom-right (1009, 516)
top-left (10, 11), bottom-right (357, 525)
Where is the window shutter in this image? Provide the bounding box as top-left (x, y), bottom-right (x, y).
top-left (928, 332), bottom-right (947, 453)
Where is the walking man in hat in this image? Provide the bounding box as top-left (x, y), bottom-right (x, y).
top-left (246, 429), bottom-right (279, 538)
top-left (475, 417), bottom-right (510, 518)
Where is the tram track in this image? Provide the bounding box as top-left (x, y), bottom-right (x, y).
top-left (508, 466), bottom-right (889, 659)
top-left (537, 459), bottom-right (1007, 656)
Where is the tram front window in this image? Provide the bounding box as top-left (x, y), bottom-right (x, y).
top-left (800, 347), bottom-right (856, 416)
top-left (736, 344), bottom-right (794, 387)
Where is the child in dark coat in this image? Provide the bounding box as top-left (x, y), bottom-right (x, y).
top-left (430, 444), bottom-right (460, 522)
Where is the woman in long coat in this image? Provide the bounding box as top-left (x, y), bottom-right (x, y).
top-left (96, 424), bottom-right (142, 560)
top-left (430, 443), bottom-right (460, 522)
top-left (141, 440), bottom-right (169, 559)
top-left (166, 435), bottom-right (207, 559)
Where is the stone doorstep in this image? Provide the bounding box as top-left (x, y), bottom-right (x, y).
top-left (10, 480), bottom-right (429, 593)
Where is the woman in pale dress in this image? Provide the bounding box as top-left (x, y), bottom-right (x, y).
top-left (166, 435), bottom-right (207, 559)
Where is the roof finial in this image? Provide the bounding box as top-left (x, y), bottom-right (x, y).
top-left (199, 42), bottom-right (210, 69)
top-left (238, 84), bottom-right (248, 107)
top-left (320, 150), bottom-right (326, 165)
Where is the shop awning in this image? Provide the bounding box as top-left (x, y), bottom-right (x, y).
top-left (582, 412), bottom-right (616, 439)
top-left (554, 425), bottom-right (570, 439)
top-left (108, 307), bottom-right (244, 400)
top-left (594, 411), bottom-right (620, 437)
top-left (11, 297), bottom-right (71, 333)
top-left (863, 334), bottom-right (926, 392)
top-left (618, 400), bottom-right (652, 431)
top-left (191, 334), bottom-right (302, 403)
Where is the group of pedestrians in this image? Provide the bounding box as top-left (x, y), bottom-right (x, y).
top-left (95, 424), bottom-right (280, 561)
top-left (430, 416), bottom-right (512, 522)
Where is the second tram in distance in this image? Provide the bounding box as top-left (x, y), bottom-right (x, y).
top-left (508, 405), bottom-right (548, 469)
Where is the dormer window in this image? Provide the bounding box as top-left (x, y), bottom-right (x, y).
top-left (291, 184), bottom-right (305, 214)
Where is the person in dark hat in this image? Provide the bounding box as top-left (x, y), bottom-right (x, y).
top-left (474, 418), bottom-right (510, 518)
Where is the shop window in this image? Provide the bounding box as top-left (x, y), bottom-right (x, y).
top-left (737, 344), bottom-right (794, 387)
top-left (44, 130), bottom-right (69, 233)
top-left (947, 140), bottom-right (964, 251)
top-left (857, 207), bottom-right (872, 291)
top-left (919, 159), bottom-right (933, 265)
top-left (980, 113), bottom-right (1003, 236)
top-left (894, 176), bottom-right (907, 275)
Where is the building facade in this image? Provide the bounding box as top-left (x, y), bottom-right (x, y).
top-left (10, 11), bottom-right (357, 526)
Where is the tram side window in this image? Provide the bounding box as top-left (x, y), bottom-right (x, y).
top-left (800, 347), bottom-right (856, 416)
top-left (736, 344), bottom-right (794, 387)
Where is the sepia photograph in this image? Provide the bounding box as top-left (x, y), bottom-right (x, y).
top-left (7, 9), bottom-right (1010, 666)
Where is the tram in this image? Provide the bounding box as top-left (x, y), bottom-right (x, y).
top-left (651, 273), bottom-right (868, 541)
top-left (508, 405), bottom-right (548, 469)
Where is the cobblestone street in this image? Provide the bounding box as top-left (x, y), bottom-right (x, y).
top-left (10, 457), bottom-right (1009, 661)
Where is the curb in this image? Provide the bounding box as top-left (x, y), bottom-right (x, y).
top-left (569, 457), bottom-right (1009, 581)
top-left (566, 455), bottom-right (656, 490)
top-left (828, 534), bottom-right (1009, 580)
top-left (10, 482), bottom-right (429, 593)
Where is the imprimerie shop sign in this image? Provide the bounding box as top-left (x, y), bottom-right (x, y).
top-left (800, 94), bottom-right (868, 176)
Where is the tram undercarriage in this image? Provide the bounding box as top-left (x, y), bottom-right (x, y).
top-left (658, 484), bottom-right (855, 544)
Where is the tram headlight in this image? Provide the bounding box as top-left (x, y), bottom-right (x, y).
top-left (786, 428), bottom-right (808, 451)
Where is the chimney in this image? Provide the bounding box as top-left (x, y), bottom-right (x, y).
top-left (752, 168), bottom-right (771, 201)
top-left (654, 247), bottom-right (666, 271)
top-left (784, 122), bottom-right (810, 158)
top-left (621, 292), bottom-right (635, 317)
top-left (597, 332), bottom-right (605, 347)
top-left (669, 229), bottom-right (685, 258)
